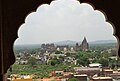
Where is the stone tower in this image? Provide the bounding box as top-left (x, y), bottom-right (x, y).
top-left (80, 37), bottom-right (89, 51)
top-left (75, 37), bottom-right (89, 51)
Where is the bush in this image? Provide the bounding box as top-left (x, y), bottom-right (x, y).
top-left (68, 77), bottom-right (79, 81)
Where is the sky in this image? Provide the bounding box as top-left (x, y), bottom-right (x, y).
top-left (14, 0), bottom-right (116, 45)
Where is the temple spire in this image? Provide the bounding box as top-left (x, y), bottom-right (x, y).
top-left (83, 36), bottom-right (87, 43)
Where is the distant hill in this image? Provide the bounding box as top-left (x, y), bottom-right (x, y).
top-left (54, 40), bottom-right (117, 45)
top-left (54, 40), bottom-right (78, 46)
top-left (89, 40), bottom-right (117, 45)
top-left (53, 40), bottom-right (117, 47)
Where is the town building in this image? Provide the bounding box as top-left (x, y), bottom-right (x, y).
top-left (56, 45), bottom-right (69, 51)
top-left (89, 63), bottom-right (102, 68)
top-left (74, 67), bottom-right (102, 76)
top-left (73, 74), bottom-right (88, 81)
top-left (40, 43), bottom-right (56, 53)
top-left (92, 77), bottom-right (113, 81)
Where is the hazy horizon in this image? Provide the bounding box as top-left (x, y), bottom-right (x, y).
top-left (14, 39), bottom-right (117, 46)
top-left (14, 0), bottom-right (117, 45)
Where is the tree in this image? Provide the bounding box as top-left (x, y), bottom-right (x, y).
top-left (50, 59), bottom-right (60, 66)
top-left (98, 58), bottom-right (109, 67)
top-left (55, 51), bottom-right (62, 54)
top-left (59, 56), bottom-right (64, 63)
top-left (109, 58), bottom-right (116, 69)
top-left (77, 57), bottom-right (90, 66)
top-left (66, 52), bottom-right (71, 56)
top-left (28, 57), bottom-right (37, 67)
top-left (76, 52), bottom-right (90, 66)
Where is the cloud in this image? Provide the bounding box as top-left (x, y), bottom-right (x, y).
top-left (15, 0), bottom-right (116, 45)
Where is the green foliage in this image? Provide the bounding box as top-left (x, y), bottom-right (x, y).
top-left (66, 52), bottom-right (77, 57)
top-left (59, 56), bottom-right (65, 63)
top-left (68, 77), bottom-right (79, 81)
top-left (55, 51), bottom-right (62, 54)
top-left (28, 57), bottom-right (37, 67)
top-left (50, 59), bottom-right (60, 66)
top-left (11, 64), bottom-right (77, 78)
top-left (76, 52), bottom-right (92, 66)
top-left (109, 57), bottom-right (120, 69)
top-left (66, 52), bottom-right (70, 56)
top-left (89, 43), bottom-right (116, 51)
top-left (14, 47), bottom-right (40, 55)
top-left (97, 58), bottom-right (109, 67)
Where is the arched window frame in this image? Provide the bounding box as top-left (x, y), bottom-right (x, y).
top-left (0, 0), bottom-right (120, 80)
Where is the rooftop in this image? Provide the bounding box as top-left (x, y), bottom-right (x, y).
top-left (89, 63), bottom-right (102, 67)
top-left (74, 74), bottom-right (88, 77)
top-left (93, 77), bottom-right (113, 80)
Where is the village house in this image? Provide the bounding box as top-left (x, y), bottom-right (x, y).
top-left (92, 77), bottom-right (113, 81)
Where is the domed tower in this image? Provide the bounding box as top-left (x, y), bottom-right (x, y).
top-left (76, 43), bottom-right (79, 47)
top-left (81, 37), bottom-right (89, 51)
